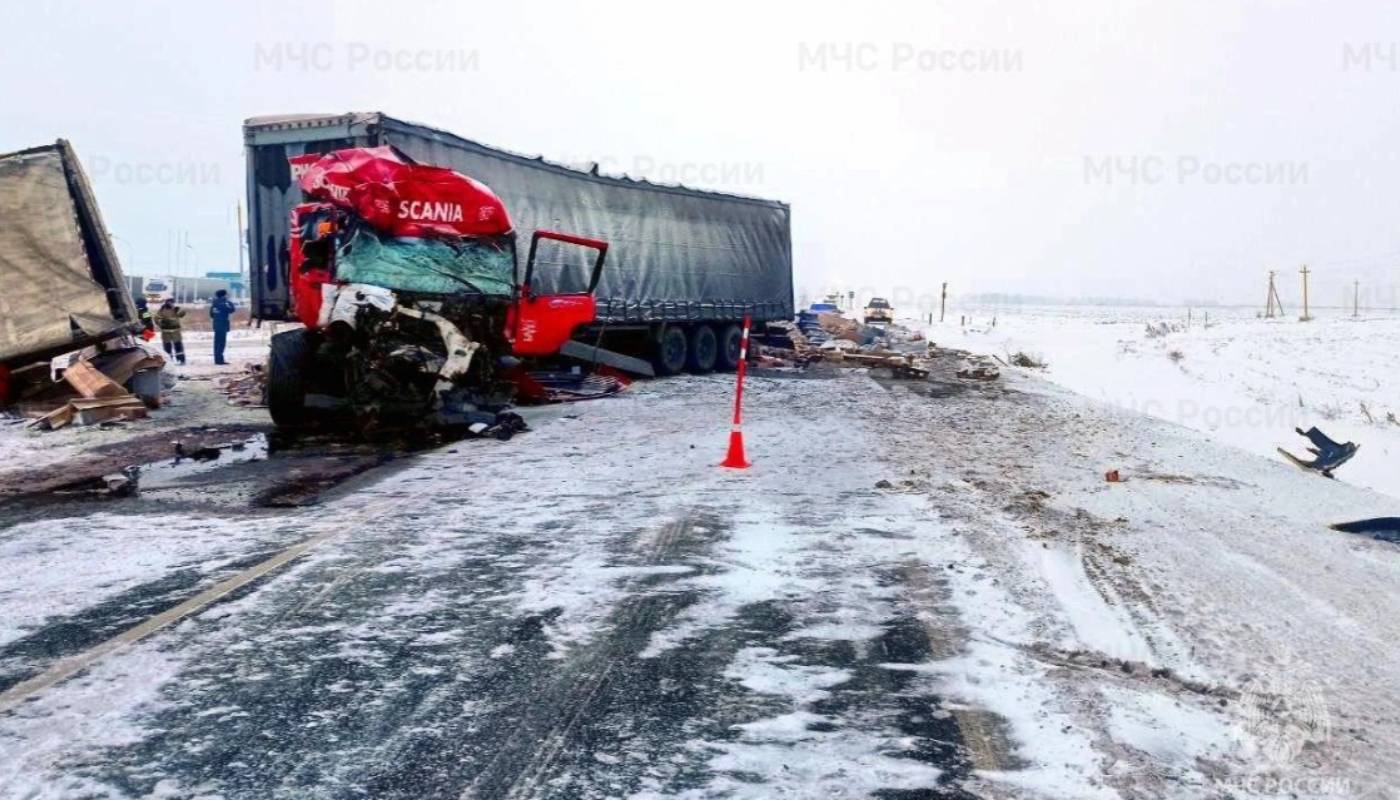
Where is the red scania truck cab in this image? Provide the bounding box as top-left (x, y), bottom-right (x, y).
top-left (268, 146), bottom-right (616, 433)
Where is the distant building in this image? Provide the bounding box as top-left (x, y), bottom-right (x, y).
top-left (204, 272), bottom-right (247, 298)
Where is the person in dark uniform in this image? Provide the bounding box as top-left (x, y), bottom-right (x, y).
top-left (209, 289), bottom-right (237, 365)
top-left (156, 299), bottom-right (186, 364)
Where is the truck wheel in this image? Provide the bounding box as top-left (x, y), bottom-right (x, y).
top-left (653, 326), bottom-right (688, 376)
top-left (717, 324), bottom-right (744, 371)
top-left (686, 325), bottom-right (718, 373)
top-left (268, 329), bottom-right (310, 429)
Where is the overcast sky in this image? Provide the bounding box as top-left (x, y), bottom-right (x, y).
top-left (4, 0), bottom-right (1398, 310)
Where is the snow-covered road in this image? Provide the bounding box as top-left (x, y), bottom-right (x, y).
top-left (0, 365), bottom-right (1396, 799)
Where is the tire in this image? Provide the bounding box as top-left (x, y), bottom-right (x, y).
top-left (686, 325), bottom-right (719, 373)
top-left (267, 329), bottom-right (310, 429)
top-left (652, 325), bottom-right (688, 376)
top-left (717, 323), bottom-right (744, 371)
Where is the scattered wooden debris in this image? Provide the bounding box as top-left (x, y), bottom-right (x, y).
top-left (757, 318), bottom-right (939, 378)
top-left (62, 361), bottom-right (127, 399)
top-left (818, 312), bottom-right (866, 342)
top-left (957, 356), bottom-right (1001, 380)
top-left (91, 348), bottom-right (164, 386)
top-left (12, 346), bottom-right (166, 430)
top-left (29, 395), bottom-right (148, 430)
top-left (215, 364), bottom-right (267, 407)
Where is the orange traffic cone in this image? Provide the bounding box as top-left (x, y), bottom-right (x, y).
top-left (720, 314), bottom-right (753, 470)
top-left (720, 428), bottom-right (750, 469)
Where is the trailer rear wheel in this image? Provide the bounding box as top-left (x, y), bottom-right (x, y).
top-left (268, 329), bottom-right (310, 429)
top-left (653, 326), bottom-right (689, 376)
top-left (717, 323), bottom-right (744, 371)
top-left (686, 325), bottom-right (718, 373)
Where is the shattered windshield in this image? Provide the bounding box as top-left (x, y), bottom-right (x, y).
top-left (335, 227), bottom-right (516, 297)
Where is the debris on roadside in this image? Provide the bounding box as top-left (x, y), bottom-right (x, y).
top-left (1009, 351), bottom-right (1046, 368)
top-left (754, 309), bottom-right (948, 379)
top-left (821, 350), bottom-right (931, 379)
top-left (957, 355), bottom-right (1000, 381)
top-left (1277, 426), bottom-right (1359, 477)
top-left (32, 396), bottom-right (150, 430)
top-left (101, 470), bottom-right (138, 497)
top-left (818, 312), bottom-right (874, 345)
top-left (511, 369), bottom-right (631, 403)
top-left (794, 309), bottom-right (831, 346)
top-left (215, 364), bottom-right (268, 407)
top-left (760, 307), bottom-right (1006, 385)
top-left (11, 346), bottom-right (166, 431)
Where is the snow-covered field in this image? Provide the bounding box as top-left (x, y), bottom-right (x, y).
top-left (921, 305), bottom-right (1400, 501)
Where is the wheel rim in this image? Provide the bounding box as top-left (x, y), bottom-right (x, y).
top-left (695, 330), bottom-right (717, 369)
top-left (664, 331), bottom-right (686, 369)
top-left (725, 330), bottom-right (741, 364)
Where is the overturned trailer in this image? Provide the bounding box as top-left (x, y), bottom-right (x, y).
top-left (0, 140), bottom-right (140, 386)
top-left (244, 112), bottom-right (794, 375)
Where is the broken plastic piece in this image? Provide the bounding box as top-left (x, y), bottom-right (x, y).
top-left (1329, 517), bottom-right (1400, 544)
top-left (1277, 426), bottom-right (1359, 476)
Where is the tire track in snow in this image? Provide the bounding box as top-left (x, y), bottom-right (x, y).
top-left (901, 560), bottom-right (1016, 773)
top-left (0, 498), bottom-right (391, 712)
top-left (460, 513), bottom-right (723, 799)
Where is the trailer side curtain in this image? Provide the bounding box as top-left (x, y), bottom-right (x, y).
top-left (0, 148), bottom-right (123, 363)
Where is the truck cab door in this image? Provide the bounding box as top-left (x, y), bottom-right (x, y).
top-left (507, 230), bottom-right (608, 357)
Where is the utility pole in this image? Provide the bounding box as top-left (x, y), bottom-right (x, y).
top-left (1299, 264), bottom-right (1312, 321)
top-left (1265, 270), bottom-right (1285, 318)
top-left (939, 282), bottom-right (948, 323)
top-left (1354, 279), bottom-right (1360, 319)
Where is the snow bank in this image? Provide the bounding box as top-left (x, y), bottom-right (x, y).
top-left (923, 306), bottom-right (1400, 500)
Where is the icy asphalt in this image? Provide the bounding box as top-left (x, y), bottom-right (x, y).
top-left (1, 367), bottom-right (1398, 799)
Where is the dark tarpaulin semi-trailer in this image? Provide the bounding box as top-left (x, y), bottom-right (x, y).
top-left (243, 112), bottom-right (793, 372)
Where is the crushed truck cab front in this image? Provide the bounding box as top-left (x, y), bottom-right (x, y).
top-left (269, 147), bottom-right (611, 434)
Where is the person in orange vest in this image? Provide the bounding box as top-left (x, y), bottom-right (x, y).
top-left (134, 296), bottom-right (156, 341)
